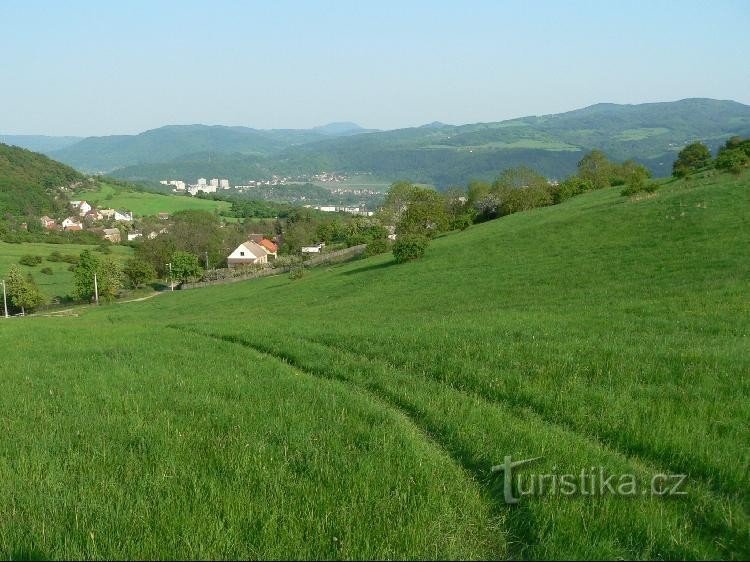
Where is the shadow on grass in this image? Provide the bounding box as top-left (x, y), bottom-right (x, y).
top-left (339, 259), bottom-right (398, 276)
top-left (10, 548), bottom-right (48, 561)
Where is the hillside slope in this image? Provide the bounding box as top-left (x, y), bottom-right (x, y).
top-left (0, 143), bottom-right (84, 216)
top-left (109, 98), bottom-right (750, 186)
top-left (2, 171), bottom-right (748, 558)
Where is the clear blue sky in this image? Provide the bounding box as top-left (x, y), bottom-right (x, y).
top-left (2, 0), bottom-right (748, 136)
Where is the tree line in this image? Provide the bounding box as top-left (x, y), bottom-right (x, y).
top-left (672, 136), bottom-right (750, 177)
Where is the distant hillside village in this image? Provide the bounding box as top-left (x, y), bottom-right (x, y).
top-left (37, 199), bottom-right (167, 244)
top-left (160, 173), bottom-right (379, 213)
top-left (162, 172), bottom-right (348, 195)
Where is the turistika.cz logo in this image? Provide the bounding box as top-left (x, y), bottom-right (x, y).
top-left (491, 455), bottom-right (688, 505)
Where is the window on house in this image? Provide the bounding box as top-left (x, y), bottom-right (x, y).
top-left (240, 251), bottom-right (245, 256)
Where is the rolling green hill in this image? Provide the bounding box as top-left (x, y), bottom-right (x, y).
top-left (46, 124), bottom-right (372, 174)
top-left (102, 98), bottom-right (750, 187)
top-left (0, 143), bottom-right (84, 217)
top-left (1, 170), bottom-right (748, 559)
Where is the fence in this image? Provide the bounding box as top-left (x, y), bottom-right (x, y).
top-left (180, 244), bottom-right (367, 290)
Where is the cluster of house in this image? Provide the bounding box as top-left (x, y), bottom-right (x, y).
top-left (227, 236), bottom-right (279, 267)
top-left (39, 200), bottom-right (170, 244)
top-left (40, 200), bottom-right (134, 234)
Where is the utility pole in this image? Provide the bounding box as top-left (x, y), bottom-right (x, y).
top-left (2, 280), bottom-right (8, 318)
top-left (204, 251), bottom-right (209, 270)
top-left (93, 272), bottom-right (99, 305)
top-left (166, 262), bottom-right (174, 291)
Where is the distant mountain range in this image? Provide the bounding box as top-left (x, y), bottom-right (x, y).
top-left (4, 99), bottom-right (750, 187)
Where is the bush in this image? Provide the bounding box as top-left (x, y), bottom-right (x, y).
top-left (19, 255), bottom-right (43, 266)
top-left (449, 214), bottom-right (473, 231)
top-left (715, 148), bottom-right (749, 175)
top-left (271, 255), bottom-right (302, 269)
top-left (40, 267), bottom-right (54, 275)
top-left (553, 177), bottom-right (593, 203)
top-left (97, 244), bottom-right (112, 254)
top-left (673, 142), bottom-right (712, 177)
top-left (393, 234), bottom-right (429, 263)
top-left (47, 251), bottom-right (63, 262)
top-left (365, 238), bottom-right (389, 256)
top-left (288, 266), bottom-right (305, 280)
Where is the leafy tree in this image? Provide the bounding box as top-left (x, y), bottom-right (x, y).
top-left (365, 238), bottom-right (389, 256)
top-left (393, 185), bottom-right (449, 238)
top-left (673, 142), bottom-right (712, 177)
top-left (123, 258), bottom-right (157, 289)
top-left (380, 181), bottom-right (422, 226)
top-left (715, 148), bottom-right (749, 175)
top-left (466, 180), bottom-right (492, 206)
top-left (577, 150), bottom-right (614, 189)
top-left (5, 265), bottom-right (45, 314)
top-left (489, 166), bottom-right (554, 215)
top-left (721, 136), bottom-right (750, 155)
top-left (97, 257), bottom-right (124, 302)
top-left (393, 234), bottom-right (429, 263)
top-left (171, 251), bottom-right (203, 283)
top-left (72, 250), bottom-right (100, 302)
top-left (472, 192), bottom-right (504, 222)
top-left (72, 250), bottom-right (123, 302)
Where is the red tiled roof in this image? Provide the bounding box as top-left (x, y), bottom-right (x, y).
top-left (259, 239), bottom-right (278, 253)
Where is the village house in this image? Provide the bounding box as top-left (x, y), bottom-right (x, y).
top-left (99, 209), bottom-right (116, 219)
top-left (84, 209), bottom-right (103, 222)
top-left (102, 228), bottom-right (121, 243)
top-left (114, 210), bottom-right (133, 222)
top-left (247, 234), bottom-right (279, 260)
top-left (102, 228), bottom-right (122, 244)
top-left (127, 231), bottom-right (142, 241)
top-left (39, 216), bottom-right (56, 229)
top-left (61, 217), bottom-right (83, 231)
top-left (258, 238), bottom-right (278, 260)
top-left (71, 200), bottom-right (92, 216)
top-left (158, 212), bottom-right (170, 220)
top-left (227, 240), bottom-right (270, 268)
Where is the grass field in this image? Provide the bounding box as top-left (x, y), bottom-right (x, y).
top-left (1, 171), bottom-right (748, 559)
top-left (0, 241), bottom-right (132, 300)
top-left (74, 182), bottom-right (231, 217)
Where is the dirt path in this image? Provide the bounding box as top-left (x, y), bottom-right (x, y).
top-left (116, 291), bottom-right (162, 304)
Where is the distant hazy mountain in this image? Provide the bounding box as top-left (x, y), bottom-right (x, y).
top-left (46, 123), bottom-right (372, 173)
top-left (40, 98), bottom-right (750, 186)
top-left (0, 135), bottom-right (83, 153)
top-left (251, 98), bottom-right (750, 185)
top-left (312, 122), bottom-right (376, 136)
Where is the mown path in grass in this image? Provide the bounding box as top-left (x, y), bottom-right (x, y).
top-left (174, 323), bottom-right (746, 559)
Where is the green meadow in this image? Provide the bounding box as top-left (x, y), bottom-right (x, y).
top-left (1, 172), bottom-right (748, 559)
top-left (74, 182), bottom-right (231, 217)
top-left (0, 241), bottom-right (132, 300)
